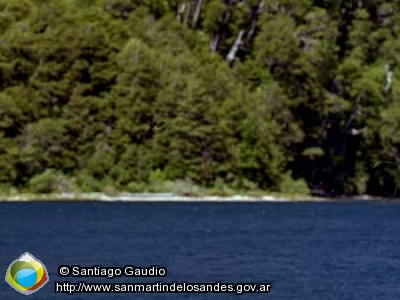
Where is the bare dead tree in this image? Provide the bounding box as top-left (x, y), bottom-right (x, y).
top-left (226, 30), bottom-right (245, 63)
top-left (246, 0), bottom-right (265, 45)
top-left (384, 64), bottom-right (393, 92)
top-left (192, 0), bottom-right (204, 29)
top-left (183, 0), bottom-right (193, 26)
top-left (210, 0), bottom-right (235, 54)
top-left (177, 3), bottom-right (186, 22)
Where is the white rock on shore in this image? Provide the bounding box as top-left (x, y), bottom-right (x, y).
top-left (2, 192), bottom-right (289, 202)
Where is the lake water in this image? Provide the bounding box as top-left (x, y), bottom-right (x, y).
top-left (1, 201), bottom-right (400, 299)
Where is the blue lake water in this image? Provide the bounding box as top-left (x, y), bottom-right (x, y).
top-left (1, 201), bottom-right (400, 299)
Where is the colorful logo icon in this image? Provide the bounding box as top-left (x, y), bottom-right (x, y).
top-left (5, 252), bottom-right (49, 295)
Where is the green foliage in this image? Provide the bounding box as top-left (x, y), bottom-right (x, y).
top-left (1, 0), bottom-right (400, 197)
top-left (278, 172), bottom-right (311, 196)
top-left (302, 147), bottom-right (324, 159)
top-left (28, 169), bottom-right (77, 193)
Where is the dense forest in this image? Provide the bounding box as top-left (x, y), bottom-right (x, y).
top-left (0, 0), bottom-right (400, 197)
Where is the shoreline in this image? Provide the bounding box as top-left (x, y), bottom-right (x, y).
top-left (0, 192), bottom-right (386, 202)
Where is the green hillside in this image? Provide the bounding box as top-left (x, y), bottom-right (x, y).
top-left (0, 0), bottom-right (399, 197)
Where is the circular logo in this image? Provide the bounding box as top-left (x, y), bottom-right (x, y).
top-left (5, 252), bottom-right (49, 295)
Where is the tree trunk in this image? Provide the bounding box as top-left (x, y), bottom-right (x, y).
top-left (177, 2), bottom-right (186, 22)
top-left (183, 1), bottom-right (192, 26)
top-left (227, 30), bottom-right (245, 63)
top-left (209, 0), bottom-right (235, 53)
top-left (246, 0), bottom-right (264, 45)
top-left (192, 0), bottom-right (204, 29)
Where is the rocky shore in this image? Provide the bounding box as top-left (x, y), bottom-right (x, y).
top-left (0, 192), bottom-right (323, 202)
